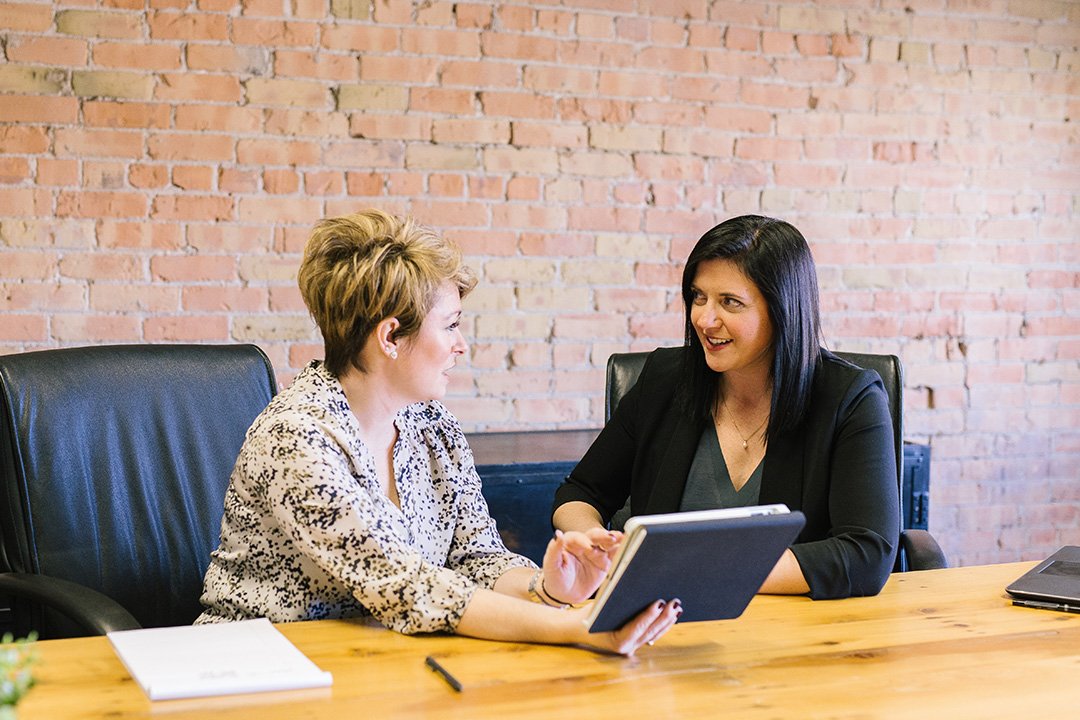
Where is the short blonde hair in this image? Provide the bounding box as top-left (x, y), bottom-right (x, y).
top-left (297, 209), bottom-right (477, 377)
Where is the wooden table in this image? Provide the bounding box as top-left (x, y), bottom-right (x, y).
top-left (18, 562), bottom-right (1080, 719)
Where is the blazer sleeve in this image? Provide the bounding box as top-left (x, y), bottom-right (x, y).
top-left (788, 374), bottom-right (900, 599)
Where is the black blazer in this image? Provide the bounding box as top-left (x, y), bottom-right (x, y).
top-left (553, 347), bottom-right (900, 599)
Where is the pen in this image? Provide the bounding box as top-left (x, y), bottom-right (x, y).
top-left (425, 655), bottom-right (463, 692)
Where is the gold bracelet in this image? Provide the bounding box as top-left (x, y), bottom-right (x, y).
top-left (527, 570), bottom-right (568, 609)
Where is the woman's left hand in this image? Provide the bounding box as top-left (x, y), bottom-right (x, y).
top-left (540, 528), bottom-right (623, 605)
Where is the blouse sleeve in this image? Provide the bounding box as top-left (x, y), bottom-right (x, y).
top-left (426, 410), bottom-right (537, 585)
top-left (251, 414), bottom-right (478, 635)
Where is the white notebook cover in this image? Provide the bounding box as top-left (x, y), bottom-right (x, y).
top-left (107, 618), bottom-right (333, 701)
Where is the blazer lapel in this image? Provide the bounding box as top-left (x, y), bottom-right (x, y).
top-left (760, 429), bottom-right (804, 510)
top-left (644, 412), bottom-right (703, 513)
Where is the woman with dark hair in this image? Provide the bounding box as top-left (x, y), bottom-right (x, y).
top-left (552, 215), bottom-right (899, 599)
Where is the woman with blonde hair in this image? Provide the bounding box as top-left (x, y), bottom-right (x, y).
top-left (197, 209), bottom-right (680, 655)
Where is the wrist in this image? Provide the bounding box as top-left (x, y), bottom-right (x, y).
top-left (527, 570), bottom-right (569, 609)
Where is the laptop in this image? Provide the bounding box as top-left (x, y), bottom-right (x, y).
top-left (1005, 545), bottom-right (1080, 613)
top-left (585, 504), bottom-right (806, 632)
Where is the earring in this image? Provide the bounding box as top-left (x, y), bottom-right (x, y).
top-left (389, 349), bottom-right (397, 359)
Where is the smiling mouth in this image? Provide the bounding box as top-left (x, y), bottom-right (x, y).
top-left (703, 337), bottom-right (732, 349)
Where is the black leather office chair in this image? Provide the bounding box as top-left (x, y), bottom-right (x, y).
top-left (0, 344), bottom-right (277, 639)
top-left (604, 349), bottom-right (948, 572)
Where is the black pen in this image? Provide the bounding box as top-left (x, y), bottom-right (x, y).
top-left (425, 655), bottom-right (463, 692)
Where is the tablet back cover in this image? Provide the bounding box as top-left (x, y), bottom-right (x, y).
top-left (588, 510), bottom-right (806, 633)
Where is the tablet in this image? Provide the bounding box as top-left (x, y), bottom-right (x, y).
top-left (585, 504), bottom-right (805, 633)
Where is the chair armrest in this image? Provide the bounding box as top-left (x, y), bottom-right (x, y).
top-left (901, 529), bottom-right (948, 571)
top-left (0, 572), bottom-right (141, 636)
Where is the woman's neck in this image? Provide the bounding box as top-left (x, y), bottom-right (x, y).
top-left (338, 366), bottom-right (402, 447)
top-left (718, 365), bottom-right (773, 410)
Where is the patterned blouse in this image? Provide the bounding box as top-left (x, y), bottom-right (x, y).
top-left (196, 361), bottom-right (535, 634)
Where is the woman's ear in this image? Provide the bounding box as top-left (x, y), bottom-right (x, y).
top-left (375, 317), bottom-right (401, 359)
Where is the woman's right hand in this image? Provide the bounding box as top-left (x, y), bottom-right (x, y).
top-left (570, 598), bottom-right (682, 656)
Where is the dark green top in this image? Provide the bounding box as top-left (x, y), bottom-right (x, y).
top-left (679, 427), bottom-right (762, 511)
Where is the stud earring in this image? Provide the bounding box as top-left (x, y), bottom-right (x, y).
top-left (389, 349), bottom-right (398, 360)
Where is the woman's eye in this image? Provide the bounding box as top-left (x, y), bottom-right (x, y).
top-left (448, 322), bottom-right (460, 331)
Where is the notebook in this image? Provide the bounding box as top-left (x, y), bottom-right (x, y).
top-left (585, 503), bottom-right (806, 632)
top-left (1005, 545), bottom-right (1080, 613)
top-left (107, 618), bottom-right (333, 701)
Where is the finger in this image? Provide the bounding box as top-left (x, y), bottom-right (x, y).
top-left (639, 599), bottom-right (682, 647)
top-left (583, 527), bottom-right (622, 551)
top-left (609, 599), bottom-right (668, 655)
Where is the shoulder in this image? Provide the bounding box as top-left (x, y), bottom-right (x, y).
top-left (813, 350), bottom-right (889, 410)
top-left (638, 346), bottom-right (687, 381)
top-left (400, 400), bottom-right (468, 447)
top-left (248, 363), bottom-right (351, 444)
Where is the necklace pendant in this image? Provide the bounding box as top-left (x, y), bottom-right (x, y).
top-left (742, 440), bottom-right (748, 450)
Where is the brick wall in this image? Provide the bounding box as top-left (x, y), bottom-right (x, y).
top-left (1, 0), bottom-right (1077, 567)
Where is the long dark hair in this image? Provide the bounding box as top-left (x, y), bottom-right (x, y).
top-left (679, 215), bottom-right (821, 439)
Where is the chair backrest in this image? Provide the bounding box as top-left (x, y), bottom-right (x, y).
top-left (0, 344), bottom-right (277, 638)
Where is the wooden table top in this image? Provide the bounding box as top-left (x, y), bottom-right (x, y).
top-left (18, 561), bottom-right (1080, 719)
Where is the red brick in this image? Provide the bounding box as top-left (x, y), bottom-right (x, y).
top-left (0, 126), bottom-right (48, 154)
top-left (172, 166), bottom-right (214, 192)
top-left (127, 164), bottom-right (168, 189)
top-left (403, 26), bottom-right (481, 56)
top-left (35, 159), bottom-right (79, 186)
top-left (441, 60), bottom-right (519, 88)
top-left (1, 3), bottom-right (53, 31)
top-left (83, 101), bottom-right (170, 129)
top-left (56, 191), bottom-right (147, 219)
top-left (151, 195), bottom-right (233, 222)
top-left (320, 24), bottom-right (398, 52)
top-left (0, 158), bottom-right (30, 184)
top-left (144, 315), bottom-right (230, 342)
top-left (632, 102), bottom-right (703, 126)
top-left (345, 171), bottom-right (385, 196)
top-left (300, 170), bottom-right (342, 196)
top-left (150, 255), bottom-right (237, 282)
top-left (425, 119), bottom-right (506, 145)
top-left (231, 18), bottom-right (318, 46)
top-left (245, 78), bottom-right (329, 108)
top-left (182, 286), bottom-right (268, 312)
top-left (265, 109), bottom-right (349, 138)
top-left (148, 11), bottom-right (229, 40)
top-left (524, 65), bottom-right (597, 95)
top-left (186, 45), bottom-right (272, 74)
top-left (53, 315), bottom-right (141, 342)
top-left (96, 220), bottom-right (181, 250)
top-left (55, 128), bottom-right (143, 159)
top-left (237, 196), bottom-right (321, 224)
top-left (274, 50), bottom-right (357, 81)
top-left (240, 137), bottom-right (322, 166)
top-left (263, 169), bottom-right (299, 194)
top-left (8, 36), bottom-right (88, 65)
top-left (480, 32), bottom-right (557, 61)
top-left (147, 133), bottom-right (234, 162)
top-left (90, 284), bottom-right (179, 313)
top-left (409, 87), bottom-right (475, 114)
top-left (157, 73), bottom-right (243, 102)
top-left (93, 41), bottom-right (182, 70)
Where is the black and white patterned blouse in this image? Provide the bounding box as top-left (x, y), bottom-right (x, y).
top-left (196, 361), bottom-right (535, 634)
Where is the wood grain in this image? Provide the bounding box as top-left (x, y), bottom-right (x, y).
top-left (19, 562), bottom-right (1080, 719)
